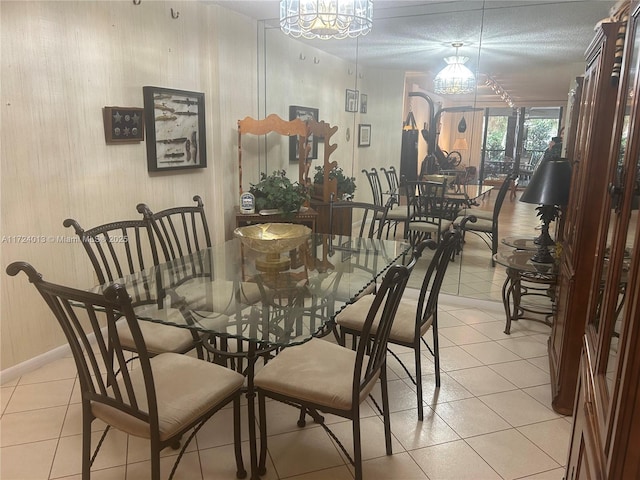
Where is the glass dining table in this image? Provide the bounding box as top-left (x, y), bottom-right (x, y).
top-left (93, 233), bottom-right (411, 479)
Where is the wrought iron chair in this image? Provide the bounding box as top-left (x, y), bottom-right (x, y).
top-left (137, 195), bottom-right (211, 259)
top-left (454, 172), bottom-right (517, 266)
top-left (136, 195), bottom-right (262, 315)
top-left (362, 168), bottom-right (407, 238)
top-left (328, 196), bottom-right (389, 240)
top-left (63, 217), bottom-right (204, 357)
top-left (335, 228), bottom-right (463, 420)
top-left (322, 197), bottom-right (390, 307)
top-left (403, 179), bottom-right (456, 247)
top-left (137, 195), bottom-right (263, 372)
top-left (380, 166), bottom-right (400, 205)
top-left (6, 262), bottom-right (246, 480)
top-left (254, 263), bottom-right (412, 480)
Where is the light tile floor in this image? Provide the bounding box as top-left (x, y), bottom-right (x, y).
top-left (1, 188), bottom-right (570, 479)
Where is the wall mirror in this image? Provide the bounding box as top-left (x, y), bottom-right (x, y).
top-left (239, 1), bottom-right (614, 301)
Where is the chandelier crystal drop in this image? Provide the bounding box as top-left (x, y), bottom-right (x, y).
top-left (433, 43), bottom-right (476, 95)
top-left (280, 0), bottom-right (373, 40)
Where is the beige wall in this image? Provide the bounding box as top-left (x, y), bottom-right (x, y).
top-left (0, 0), bottom-right (258, 368)
top-left (0, 1), bottom-right (407, 370)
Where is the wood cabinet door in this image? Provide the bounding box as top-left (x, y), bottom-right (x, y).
top-left (550, 21), bottom-right (621, 415)
top-left (566, 4), bottom-right (640, 477)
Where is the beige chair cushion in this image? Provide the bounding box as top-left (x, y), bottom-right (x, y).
top-left (92, 353), bottom-right (244, 441)
top-left (336, 295), bottom-right (433, 344)
top-left (318, 262), bottom-right (376, 303)
top-left (175, 279), bottom-right (262, 314)
top-left (408, 219), bottom-right (452, 234)
top-left (328, 276), bottom-right (376, 302)
top-left (454, 216), bottom-right (493, 232)
top-left (254, 338), bottom-right (378, 411)
top-left (118, 307), bottom-right (197, 355)
top-left (386, 209), bottom-right (408, 221)
top-left (463, 210), bottom-right (493, 221)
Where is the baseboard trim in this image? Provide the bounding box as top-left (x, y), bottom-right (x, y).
top-left (1, 343), bottom-right (71, 385)
top-left (403, 289), bottom-right (504, 314)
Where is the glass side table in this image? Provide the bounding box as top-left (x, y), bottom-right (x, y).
top-left (502, 236), bottom-right (558, 252)
top-left (493, 249), bottom-right (558, 334)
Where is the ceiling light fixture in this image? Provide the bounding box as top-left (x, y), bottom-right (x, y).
top-left (433, 42), bottom-right (476, 95)
top-left (280, 0), bottom-right (373, 40)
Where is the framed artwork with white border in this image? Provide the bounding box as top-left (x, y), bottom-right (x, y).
top-left (360, 94), bottom-right (368, 113)
top-left (345, 89), bottom-right (359, 112)
top-left (358, 124), bottom-right (371, 147)
top-left (289, 105), bottom-right (319, 162)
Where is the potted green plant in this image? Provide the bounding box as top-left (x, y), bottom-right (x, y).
top-left (313, 165), bottom-right (356, 200)
top-left (249, 170), bottom-right (308, 219)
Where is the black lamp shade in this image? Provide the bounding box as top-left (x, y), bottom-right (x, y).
top-left (520, 159), bottom-right (572, 205)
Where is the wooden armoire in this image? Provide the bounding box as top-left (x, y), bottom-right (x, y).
top-left (549, 0), bottom-right (640, 478)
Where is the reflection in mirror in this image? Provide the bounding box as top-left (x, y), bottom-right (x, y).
top-left (250, 1), bottom-right (612, 302)
top-left (602, 16), bottom-right (639, 395)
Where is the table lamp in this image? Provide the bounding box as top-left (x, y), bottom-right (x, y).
top-left (520, 159), bottom-right (572, 263)
top-left (453, 137), bottom-right (468, 151)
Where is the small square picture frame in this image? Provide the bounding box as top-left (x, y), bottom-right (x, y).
top-left (345, 89), bottom-right (359, 112)
top-left (103, 107), bottom-right (144, 144)
top-left (358, 124), bottom-right (371, 147)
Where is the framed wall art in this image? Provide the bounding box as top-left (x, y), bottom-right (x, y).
top-left (360, 94), bottom-right (368, 114)
top-left (103, 107), bottom-right (144, 144)
top-left (358, 124), bottom-right (371, 147)
top-left (142, 86), bottom-right (206, 172)
top-left (345, 89), bottom-right (359, 112)
top-left (289, 105), bottom-right (319, 162)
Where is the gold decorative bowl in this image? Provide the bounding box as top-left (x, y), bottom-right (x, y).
top-left (233, 223), bottom-right (312, 254)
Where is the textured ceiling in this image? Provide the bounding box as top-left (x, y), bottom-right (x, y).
top-left (212, 1), bottom-right (617, 106)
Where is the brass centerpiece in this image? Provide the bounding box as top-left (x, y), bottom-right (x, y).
top-left (233, 223), bottom-right (312, 274)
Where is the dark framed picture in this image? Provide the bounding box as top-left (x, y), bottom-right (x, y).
top-left (345, 89), bottom-right (359, 112)
top-left (289, 105), bottom-right (319, 163)
top-left (102, 107), bottom-right (144, 144)
top-left (142, 86), bottom-right (206, 172)
top-left (360, 94), bottom-right (368, 114)
top-left (358, 124), bottom-right (371, 147)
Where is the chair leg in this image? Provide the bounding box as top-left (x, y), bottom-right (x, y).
top-left (297, 407), bottom-right (307, 427)
top-left (82, 409), bottom-right (92, 480)
top-left (233, 396), bottom-right (247, 479)
top-left (353, 415), bottom-right (363, 480)
top-left (433, 314), bottom-right (441, 388)
top-left (258, 391), bottom-right (268, 475)
top-left (414, 339), bottom-right (424, 421)
top-left (195, 340), bottom-right (205, 360)
top-left (380, 364), bottom-right (392, 455)
top-left (491, 232), bottom-right (497, 267)
top-left (150, 438), bottom-right (161, 480)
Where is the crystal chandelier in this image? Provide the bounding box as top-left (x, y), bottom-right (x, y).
top-left (433, 42), bottom-right (476, 95)
top-left (280, 0), bottom-right (373, 40)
